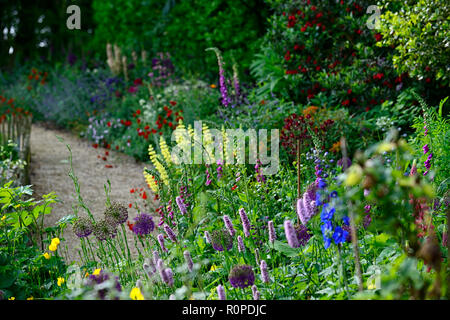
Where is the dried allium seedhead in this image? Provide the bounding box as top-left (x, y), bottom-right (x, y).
top-left (210, 229), bottom-right (233, 252)
top-left (104, 202), bottom-right (129, 225)
top-left (73, 217), bottom-right (93, 238)
top-left (93, 219), bottom-right (117, 241)
top-left (228, 265), bottom-right (255, 289)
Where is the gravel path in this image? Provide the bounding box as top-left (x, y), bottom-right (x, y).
top-left (30, 123), bottom-right (154, 263)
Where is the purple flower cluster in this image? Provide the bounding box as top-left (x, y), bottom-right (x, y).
top-left (216, 159), bottom-right (224, 180)
top-left (297, 183), bottom-right (318, 225)
top-left (176, 196), bottom-right (187, 215)
top-left (294, 223), bottom-right (312, 246)
top-left (132, 213), bottom-right (154, 236)
top-left (228, 265), bottom-right (255, 289)
top-left (86, 270), bottom-right (122, 300)
top-left (223, 215), bottom-right (236, 237)
top-left (255, 159), bottom-right (265, 183)
top-left (210, 229), bottom-right (233, 252)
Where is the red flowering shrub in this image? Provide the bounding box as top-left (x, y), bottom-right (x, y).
top-left (255, 0), bottom-right (423, 113)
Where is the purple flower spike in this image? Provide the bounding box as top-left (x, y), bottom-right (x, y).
top-left (284, 220), bottom-right (300, 248)
top-left (157, 234), bottom-right (168, 252)
top-left (260, 260), bottom-right (270, 283)
top-left (164, 225), bottom-right (177, 243)
top-left (268, 220), bottom-right (276, 243)
top-left (251, 285), bottom-right (260, 300)
top-left (176, 196), bottom-right (187, 215)
top-left (223, 215), bottom-right (236, 236)
top-left (239, 208), bottom-right (251, 237)
top-left (237, 235), bottom-right (245, 252)
top-left (183, 250), bottom-right (194, 272)
top-left (217, 285), bottom-right (226, 300)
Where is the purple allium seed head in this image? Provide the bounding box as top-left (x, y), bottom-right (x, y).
top-left (239, 208), bottom-right (251, 237)
top-left (164, 268), bottom-right (174, 287)
top-left (164, 224), bottom-right (177, 243)
top-left (260, 260), bottom-right (269, 283)
top-left (132, 213), bottom-right (154, 236)
top-left (73, 217), bottom-right (93, 238)
top-left (176, 196), bottom-right (187, 215)
top-left (251, 285), bottom-right (260, 300)
top-left (217, 285), bottom-right (226, 300)
top-left (294, 223), bottom-right (311, 246)
top-left (228, 265), bottom-right (255, 289)
top-left (223, 215), bottom-right (236, 236)
top-left (157, 234), bottom-right (168, 252)
top-left (268, 220), bottom-right (276, 243)
top-left (284, 220), bottom-right (300, 248)
top-left (210, 229), bottom-right (233, 251)
top-left (183, 250), bottom-right (194, 272)
top-left (93, 219), bottom-right (118, 241)
top-left (237, 235), bottom-right (245, 252)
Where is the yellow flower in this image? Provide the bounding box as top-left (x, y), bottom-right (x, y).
top-left (43, 252), bottom-right (50, 259)
top-left (210, 264), bottom-right (218, 272)
top-left (210, 84), bottom-right (217, 89)
top-left (143, 168), bottom-right (159, 193)
top-left (330, 140), bottom-right (341, 153)
top-left (27, 297), bottom-right (34, 300)
top-left (51, 238), bottom-right (60, 245)
top-left (92, 268), bottom-right (102, 276)
top-left (130, 287), bottom-right (144, 300)
top-left (57, 277), bottom-right (65, 287)
top-left (8, 297), bottom-right (15, 300)
top-left (48, 243), bottom-right (58, 252)
top-left (159, 136), bottom-right (172, 165)
top-left (1, 215), bottom-right (6, 221)
top-left (344, 165), bottom-right (363, 187)
top-left (148, 144), bottom-right (169, 186)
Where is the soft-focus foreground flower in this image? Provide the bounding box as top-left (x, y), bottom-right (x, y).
top-left (228, 265), bottom-right (255, 289)
top-left (130, 287), bottom-right (144, 300)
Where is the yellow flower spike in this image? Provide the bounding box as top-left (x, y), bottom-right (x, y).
top-left (143, 168), bottom-right (159, 193)
top-left (57, 277), bottom-right (65, 287)
top-left (92, 268), bottom-right (102, 276)
top-left (43, 252), bottom-right (50, 259)
top-left (159, 136), bottom-right (172, 165)
top-left (130, 287), bottom-right (144, 300)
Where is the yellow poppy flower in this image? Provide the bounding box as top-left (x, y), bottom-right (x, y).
top-left (92, 268), bottom-right (102, 276)
top-left (51, 238), bottom-right (60, 245)
top-left (57, 277), bottom-right (65, 287)
top-left (48, 243), bottom-right (58, 252)
top-left (43, 252), bottom-right (50, 259)
top-left (130, 287), bottom-right (144, 300)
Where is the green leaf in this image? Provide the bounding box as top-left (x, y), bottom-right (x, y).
top-left (273, 240), bottom-right (299, 258)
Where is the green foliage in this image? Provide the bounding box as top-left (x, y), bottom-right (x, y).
top-left (378, 0), bottom-right (450, 85)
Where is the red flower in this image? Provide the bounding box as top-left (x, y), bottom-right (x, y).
top-left (311, 5), bottom-right (316, 11)
top-left (105, 164), bottom-right (113, 168)
top-left (130, 189), bottom-right (135, 193)
top-left (127, 221), bottom-right (134, 231)
top-left (134, 78), bottom-right (143, 86)
top-left (356, 29), bottom-right (362, 35)
top-left (347, 89), bottom-right (352, 95)
top-left (374, 33), bottom-right (383, 42)
top-left (115, 145), bottom-right (119, 150)
top-left (142, 191), bottom-right (147, 200)
top-left (128, 203), bottom-right (133, 208)
top-left (231, 185), bottom-right (237, 191)
top-left (284, 51), bottom-right (291, 61)
top-left (107, 121), bottom-right (111, 127)
top-left (136, 109), bottom-right (141, 115)
top-left (169, 101), bottom-right (177, 106)
top-left (92, 143), bottom-right (98, 149)
top-left (342, 99), bottom-right (350, 106)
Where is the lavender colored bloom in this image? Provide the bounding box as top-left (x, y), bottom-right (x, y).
top-left (251, 285), bottom-right (260, 300)
top-left (260, 260), bottom-right (270, 283)
top-left (157, 234), bottom-right (168, 252)
top-left (183, 250), bottom-right (194, 272)
top-left (337, 157), bottom-right (352, 168)
top-left (205, 231), bottom-right (212, 244)
top-left (363, 214), bottom-right (372, 229)
top-left (176, 196), bottom-right (187, 215)
top-left (210, 230), bottom-right (233, 251)
top-left (132, 213), bottom-right (155, 236)
top-left (301, 183), bottom-right (318, 225)
top-left (364, 189), bottom-right (371, 197)
top-left (164, 225), bottom-right (177, 243)
top-left (153, 250), bottom-right (160, 265)
top-left (217, 285), bottom-right (226, 300)
top-left (239, 208), bottom-right (251, 237)
top-left (423, 144), bottom-right (429, 154)
top-left (228, 265), bottom-right (255, 289)
top-left (223, 215), bottom-right (236, 236)
top-left (268, 221), bottom-right (276, 243)
top-left (296, 198), bottom-right (307, 225)
top-left (237, 235), bottom-right (245, 252)
top-left (364, 205), bottom-right (372, 214)
top-left (284, 220), bottom-right (300, 248)
top-left (73, 217), bottom-right (93, 238)
top-left (164, 268), bottom-right (174, 287)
